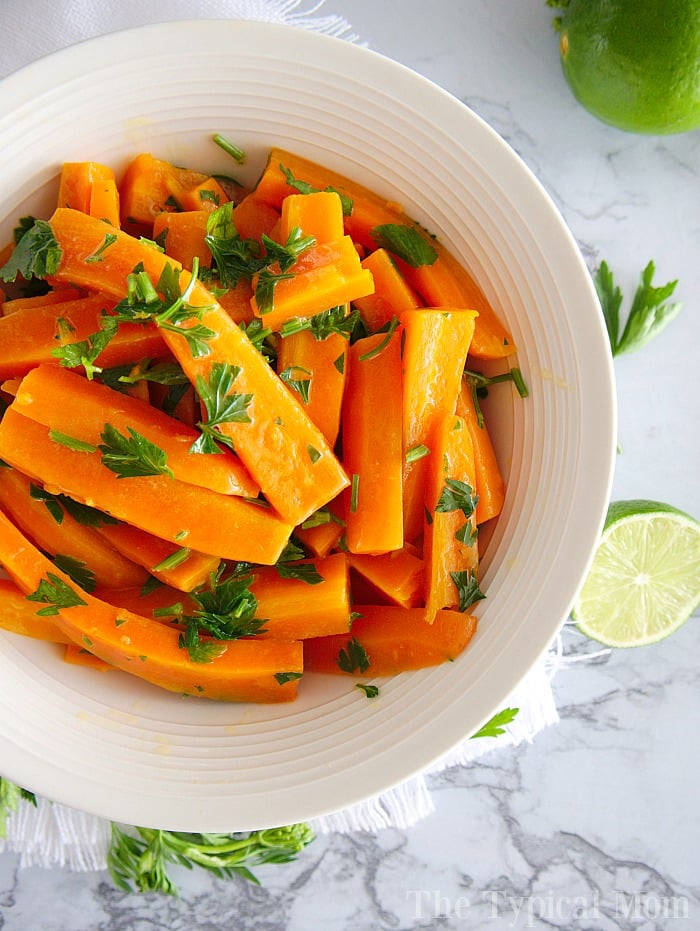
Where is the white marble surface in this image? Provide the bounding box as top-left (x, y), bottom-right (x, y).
top-left (1, 1), bottom-right (699, 928)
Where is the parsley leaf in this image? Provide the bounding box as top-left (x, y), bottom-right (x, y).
top-left (370, 224), bottom-right (437, 268)
top-left (205, 202), bottom-right (265, 288)
top-left (0, 219), bottom-right (62, 282)
top-left (279, 365), bottom-right (312, 404)
top-left (52, 554), bottom-right (97, 593)
top-left (26, 572), bottom-right (87, 616)
top-left (177, 622), bottom-right (227, 664)
top-left (470, 707), bottom-right (519, 739)
top-left (449, 570), bottom-right (486, 613)
top-left (279, 164), bottom-right (353, 216)
top-left (435, 478), bottom-right (478, 520)
top-left (595, 260), bottom-right (682, 357)
top-left (355, 683), bottom-right (379, 698)
top-left (191, 362), bottom-right (253, 454)
top-left (52, 313), bottom-right (119, 380)
top-left (98, 424), bottom-right (174, 479)
top-left (275, 671), bottom-right (303, 685)
top-left (84, 232), bottom-right (118, 264)
top-left (279, 305), bottom-right (361, 341)
top-left (337, 637), bottom-right (370, 674)
top-left (274, 561), bottom-right (325, 585)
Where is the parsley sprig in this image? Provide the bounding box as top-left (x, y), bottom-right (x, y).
top-left (191, 362), bottom-right (253, 454)
top-left (26, 573), bottom-right (87, 616)
top-left (98, 424), bottom-right (174, 479)
top-left (0, 218), bottom-right (62, 282)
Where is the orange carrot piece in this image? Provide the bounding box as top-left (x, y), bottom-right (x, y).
top-left (1, 287), bottom-right (83, 316)
top-left (423, 413), bottom-right (479, 623)
top-left (276, 329), bottom-right (347, 447)
top-left (94, 522), bottom-right (220, 593)
top-left (342, 329), bottom-right (404, 554)
top-left (217, 279), bottom-right (256, 324)
top-left (0, 407), bottom-right (293, 565)
top-left (48, 208), bottom-right (349, 526)
top-left (353, 248), bottom-right (420, 330)
top-left (456, 378), bottom-right (505, 525)
top-left (232, 195), bottom-right (280, 242)
top-left (152, 210), bottom-right (212, 270)
top-left (250, 235), bottom-right (374, 330)
top-left (280, 191), bottom-right (345, 244)
top-left (92, 581), bottom-right (196, 619)
top-left (118, 153), bottom-right (211, 230)
top-left (63, 644), bottom-right (113, 671)
top-left (293, 494), bottom-right (345, 558)
top-left (0, 510), bottom-right (303, 702)
top-left (249, 553), bottom-right (350, 640)
top-left (172, 177), bottom-right (229, 213)
top-left (57, 161), bottom-right (115, 215)
top-left (401, 308), bottom-right (478, 542)
top-left (0, 575), bottom-right (71, 643)
top-left (0, 467), bottom-right (149, 590)
top-left (88, 178), bottom-right (120, 228)
top-left (347, 549), bottom-right (424, 609)
top-left (303, 605), bottom-right (477, 676)
top-left (13, 364), bottom-right (259, 498)
top-left (253, 148), bottom-right (513, 359)
top-left (0, 295), bottom-right (165, 380)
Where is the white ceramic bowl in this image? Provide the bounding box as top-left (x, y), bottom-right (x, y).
top-left (0, 21), bottom-right (616, 831)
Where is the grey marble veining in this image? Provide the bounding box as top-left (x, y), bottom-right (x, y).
top-left (1, 0), bottom-right (699, 928)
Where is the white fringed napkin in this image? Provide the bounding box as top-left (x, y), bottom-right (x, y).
top-left (0, 0), bottom-right (564, 871)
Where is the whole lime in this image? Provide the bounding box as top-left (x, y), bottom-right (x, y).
top-left (553, 0), bottom-right (700, 134)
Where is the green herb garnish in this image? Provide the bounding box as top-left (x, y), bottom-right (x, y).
top-left (191, 362), bottom-right (253, 454)
top-left (98, 424), bottom-right (173, 479)
top-left (369, 224), bottom-right (437, 268)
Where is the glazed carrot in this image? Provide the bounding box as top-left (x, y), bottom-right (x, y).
top-left (280, 191), bottom-right (345, 244)
top-left (172, 176), bottom-right (229, 213)
top-left (249, 553), bottom-right (351, 640)
top-left (342, 328), bottom-right (404, 554)
top-left (456, 377), bottom-right (506, 525)
top-left (401, 308), bottom-right (478, 542)
top-left (48, 208), bottom-right (349, 526)
top-left (276, 329), bottom-right (347, 446)
top-left (0, 576), bottom-right (71, 643)
top-left (119, 153), bottom-right (213, 230)
top-left (0, 467), bottom-right (149, 590)
top-left (253, 148), bottom-right (513, 359)
top-left (231, 195), bottom-right (280, 242)
top-left (347, 549), bottom-right (424, 609)
top-left (148, 379), bottom-right (199, 428)
top-left (13, 364), bottom-right (259, 498)
top-left (57, 161), bottom-right (115, 215)
top-left (0, 407), bottom-right (293, 564)
top-left (0, 510), bottom-right (303, 702)
top-left (0, 295), bottom-right (166, 379)
top-left (250, 235), bottom-right (374, 330)
top-left (92, 581), bottom-right (196, 619)
top-left (63, 644), bottom-right (113, 671)
top-left (303, 605), bottom-right (478, 676)
top-left (217, 279), bottom-right (256, 324)
top-left (423, 413), bottom-right (479, 623)
top-left (152, 210), bottom-right (212, 269)
top-left (1, 287), bottom-right (83, 316)
top-left (353, 248), bottom-right (420, 330)
top-left (293, 494), bottom-right (345, 558)
top-left (88, 178), bottom-right (120, 228)
top-left (94, 522), bottom-right (220, 593)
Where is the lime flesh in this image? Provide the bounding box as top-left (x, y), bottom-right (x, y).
top-left (573, 500), bottom-right (700, 647)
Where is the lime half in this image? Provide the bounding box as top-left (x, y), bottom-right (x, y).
top-left (572, 500), bottom-right (700, 647)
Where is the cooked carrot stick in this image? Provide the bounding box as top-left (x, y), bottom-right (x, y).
top-left (276, 329), bottom-right (347, 447)
top-left (353, 248), bottom-right (420, 330)
top-left (231, 195), bottom-right (280, 242)
top-left (293, 494), bottom-right (345, 558)
top-left (0, 295), bottom-right (166, 379)
top-left (171, 176), bottom-right (229, 213)
top-left (88, 178), bottom-right (120, 229)
top-left (0, 510), bottom-right (303, 702)
top-left (280, 191), bottom-right (345, 244)
top-left (152, 210), bottom-right (212, 270)
top-left (250, 235), bottom-right (375, 330)
top-left (0, 407), bottom-right (293, 565)
top-left (0, 467), bottom-right (149, 590)
top-left (253, 148), bottom-right (513, 358)
top-left (342, 328), bottom-right (404, 554)
top-left (401, 308), bottom-right (478, 541)
top-left (57, 161), bottom-right (115, 216)
top-left (119, 153), bottom-right (213, 230)
top-left (94, 522), bottom-right (220, 593)
top-left (0, 575), bottom-right (71, 643)
top-left (303, 605), bottom-right (477, 676)
top-left (1, 287), bottom-right (83, 316)
top-left (456, 377), bottom-right (505, 525)
top-left (13, 364), bottom-right (259, 498)
top-left (423, 413), bottom-right (479, 623)
top-left (347, 549), bottom-right (424, 609)
top-left (47, 208), bottom-right (349, 526)
top-left (63, 644), bottom-right (113, 671)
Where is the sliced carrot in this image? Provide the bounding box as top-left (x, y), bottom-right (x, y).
top-left (342, 329), bottom-right (404, 554)
top-left (250, 235), bottom-right (374, 330)
top-left (48, 208), bottom-right (349, 526)
top-left (0, 407), bottom-right (293, 565)
top-left (0, 510), bottom-right (303, 702)
top-left (88, 178), bottom-right (120, 229)
top-left (94, 522), bottom-right (220, 593)
top-left (456, 377), bottom-right (505, 525)
top-left (217, 279), bottom-right (256, 324)
top-left (231, 195), bottom-right (280, 242)
top-left (1, 287), bottom-right (83, 316)
top-left (401, 308), bottom-right (478, 541)
top-left (63, 644), bottom-right (113, 671)
top-left (152, 210), bottom-right (212, 270)
top-left (423, 413), bottom-right (479, 623)
top-left (293, 494), bottom-right (345, 558)
top-left (253, 148), bottom-right (513, 359)
top-left (171, 177), bottom-right (229, 213)
top-left (0, 575), bottom-right (71, 643)
top-left (276, 328), bottom-right (347, 447)
top-left (280, 191), bottom-right (345, 244)
top-left (0, 294), bottom-right (165, 380)
top-left (347, 549), bottom-right (424, 609)
top-left (0, 467), bottom-right (149, 590)
top-left (13, 364), bottom-right (259, 498)
top-left (303, 605), bottom-right (477, 676)
top-left (57, 161), bottom-right (115, 215)
top-left (353, 248), bottom-right (420, 330)
top-left (119, 153), bottom-right (212, 230)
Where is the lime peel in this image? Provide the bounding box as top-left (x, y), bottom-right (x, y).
top-left (572, 500), bottom-right (700, 648)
